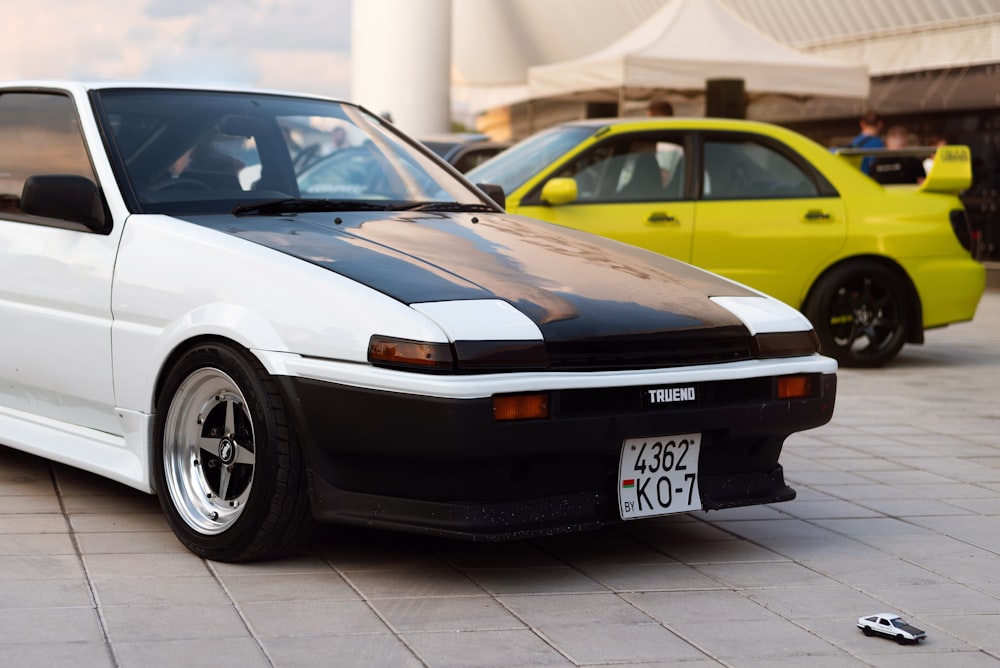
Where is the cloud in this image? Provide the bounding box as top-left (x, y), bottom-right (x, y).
top-left (0, 0), bottom-right (351, 97)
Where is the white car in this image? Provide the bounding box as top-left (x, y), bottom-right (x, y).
top-left (857, 614), bottom-right (927, 644)
top-left (0, 82), bottom-right (837, 561)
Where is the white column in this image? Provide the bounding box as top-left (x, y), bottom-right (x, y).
top-left (351, 0), bottom-right (452, 136)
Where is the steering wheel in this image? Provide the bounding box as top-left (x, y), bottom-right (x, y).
top-left (292, 144), bottom-right (321, 172)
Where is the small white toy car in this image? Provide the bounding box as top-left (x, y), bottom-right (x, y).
top-left (857, 614), bottom-right (927, 644)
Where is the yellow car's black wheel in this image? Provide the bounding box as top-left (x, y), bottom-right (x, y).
top-left (805, 261), bottom-right (909, 368)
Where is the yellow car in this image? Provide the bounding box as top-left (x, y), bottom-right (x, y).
top-left (467, 118), bottom-right (985, 367)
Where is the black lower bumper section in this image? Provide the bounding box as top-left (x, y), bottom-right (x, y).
top-left (307, 465), bottom-right (796, 541)
top-left (280, 371), bottom-right (834, 539)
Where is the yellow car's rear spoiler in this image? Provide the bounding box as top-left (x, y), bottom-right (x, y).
top-left (833, 145), bottom-right (971, 195)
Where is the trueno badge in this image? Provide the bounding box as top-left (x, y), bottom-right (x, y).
top-left (645, 386), bottom-right (696, 405)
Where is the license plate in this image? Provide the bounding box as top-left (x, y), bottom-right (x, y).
top-left (618, 433), bottom-right (702, 519)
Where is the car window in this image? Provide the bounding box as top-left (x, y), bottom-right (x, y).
top-left (702, 138), bottom-right (818, 200)
top-left (0, 92), bottom-right (97, 223)
top-left (466, 124), bottom-right (594, 194)
top-left (453, 147), bottom-right (504, 173)
top-left (97, 90), bottom-right (479, 215)
top-left (551, 136), bottom-right (686, 203)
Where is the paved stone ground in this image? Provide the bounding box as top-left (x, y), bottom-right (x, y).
top-left (2, 291), bottom-right (999, 667)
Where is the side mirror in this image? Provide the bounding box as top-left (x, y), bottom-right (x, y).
top-left (475, 183), bottom-right (506, 210)
top-left (540, 178), bottom-right (578, 206)
top-left (21, 175), bottom-right (111, 233)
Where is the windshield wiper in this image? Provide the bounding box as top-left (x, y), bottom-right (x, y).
top-left (392, 201), bottom-right (496, 213)
top-left (231, 198), bottom-right (395, 217)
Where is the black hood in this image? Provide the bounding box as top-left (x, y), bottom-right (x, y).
top-left (184, 210), bottom-right (757, 344)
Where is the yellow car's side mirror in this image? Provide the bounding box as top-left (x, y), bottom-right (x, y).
top-left (541, 177), bottom-right (578, 206)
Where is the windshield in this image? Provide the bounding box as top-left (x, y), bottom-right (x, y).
top-left (95, 89), bottom-right (486, 215)
top-left (466, 125), bottom-right (595, 194)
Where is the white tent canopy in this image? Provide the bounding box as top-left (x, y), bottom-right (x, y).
top-left (526, 0), bottom-right (870, 102)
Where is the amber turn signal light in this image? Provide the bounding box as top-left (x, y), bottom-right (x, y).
top-left (493, 393), bottom-right (550, 421)
top-left (777, 374), bottom-right (814, 399)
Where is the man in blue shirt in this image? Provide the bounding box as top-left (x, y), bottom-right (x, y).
top-left (851, 111), bottom-right (885, 175)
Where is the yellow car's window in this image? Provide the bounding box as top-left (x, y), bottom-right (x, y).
top-left (554, 136), bottom-right (686, 203)
top-left (703, 139), bottom-right (819, 200)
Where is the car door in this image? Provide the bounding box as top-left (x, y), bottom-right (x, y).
top-left (514, 132), bottom-right (696, 261)
top-left (0, 91), bottom-right (121, 436)
top-left (691, 133), bottom-right (846, 307)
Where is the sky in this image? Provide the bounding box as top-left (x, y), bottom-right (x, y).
top-left (0, 0), bottom-right (353, 98)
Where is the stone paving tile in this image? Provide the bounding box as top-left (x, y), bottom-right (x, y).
top-left (101, 603), bottom-right (251, 643)
top-left (432, 541), bottom-right (568, 569)
top-left (800, 555), bottom-right (950, 586)
top-left (342, 567), bottom-right (485, 599)
top-left (262, 634), bottom-right (424, 668)
top-left (113, 637), bottom-right (271, 668)
top-left (622, 589), bottom-right (770, 623)
top-left (68, 512), bottom-right (172, 533)
top-left (92, 575), bottom-right (230, 607)
top-left (0, 607), bottom-right (105, 644)
top-left (667, 617), bottom-right (841, 660)
top-left (0, 577), bottom-right (94, 608)
top-left (402, 629), bottom-right (573, 667)
top-left (374, 595), bottom-right (523, 632)
top-left (650, 537), bottom-right (788, 564)
top-left (847, 652), bottom-right (1000, 668)
top-left (240, 599), bottom-right (390, 637)
top-left (922, 613), bottom-right (1000, 656)
top-left (744, 582), bottom-right (898, 620)
top-left (463, 566), bottom-right (608, 596)
top-left (0, 533), bottom-right (77, 555)
top-left (859, 582), bottom-right (1000, 616)
top-left (83, 551), bottom-right (211, 578)
top-left (571, 561), bottom-right (726, 592)
top-left (0, 642), bottom-right (115, 668)
top-left (219, 572), bottom-right (359, 603)
top-left (539, 621), bottom-right (710, 664)
top-left (0, 554), bottom-right (86, 580)
top-left (498, 591), bottom-right (654, 627)
top-left (75, 530), bottom-right (189, 555)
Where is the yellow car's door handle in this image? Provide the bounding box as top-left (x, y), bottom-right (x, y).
top-left (647, 212), bottom-right (678, 224)
top-left (803, 209), bottom-right (832, 221)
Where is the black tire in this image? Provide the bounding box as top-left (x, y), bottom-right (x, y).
top-left (153, 341), bottom-right (312, 562)
top-left (896, 635), bottom-right (907, 645)
top-left (862, 626), bottom-right (874, 637)
top-left (803, 261), bottom-right (909, 368)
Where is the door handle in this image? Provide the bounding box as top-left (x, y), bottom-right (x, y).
top-left (803, 209), bottom-right (831, 221)
top-left (647, 212), bottom-right (677, 224)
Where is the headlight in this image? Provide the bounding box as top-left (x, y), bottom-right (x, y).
top-left (368, 336), bottom-right (549, 373)
top-left (752, 330), bottom-right (820, 358)
top-left (368, 336), bottom-right (454, 372)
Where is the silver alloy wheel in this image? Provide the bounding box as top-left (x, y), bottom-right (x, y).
top-left (161, 367), bottom-right (256, 535)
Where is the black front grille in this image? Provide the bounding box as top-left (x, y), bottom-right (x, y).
top-left (545, 327), bottom-right (753, 371)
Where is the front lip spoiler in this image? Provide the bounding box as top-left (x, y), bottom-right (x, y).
top-left (305, 467), bottom-right (796, 541)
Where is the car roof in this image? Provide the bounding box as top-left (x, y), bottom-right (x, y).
top-left (559, 116), bottom-right (791, 135)
top-left (0, 80), bottom-right (346, 104)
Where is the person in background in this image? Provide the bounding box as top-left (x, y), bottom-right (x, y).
top-left (647, 99), bottom-right (674, 117)
top-left (872, 125), bottom-right (925, 184)
top-left (923, 135), bottom-right (947, 175)
top-left (851, 111), bottom-right (884, 175)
